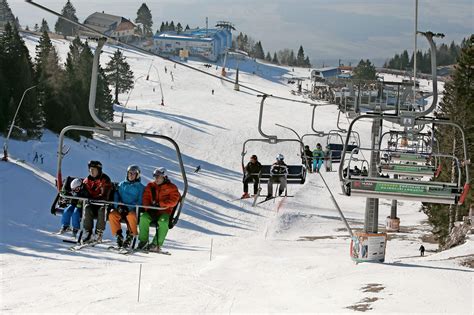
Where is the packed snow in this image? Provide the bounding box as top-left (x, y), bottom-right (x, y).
top-left (0, 35), bottom-right (472, 314)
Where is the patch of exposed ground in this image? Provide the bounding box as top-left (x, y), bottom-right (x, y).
top-left (346, 284), bottom-right (384, 312)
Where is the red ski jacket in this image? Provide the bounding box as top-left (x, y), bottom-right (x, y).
top-left (83, 173), bottom-right (112, 200)
top-left (143, 179), bottom-right (181, 215)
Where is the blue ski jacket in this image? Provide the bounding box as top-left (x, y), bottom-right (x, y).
top-left (114, 179), bottom-right (145, 211)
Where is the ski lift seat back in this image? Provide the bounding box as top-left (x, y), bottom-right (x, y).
top-left (248, 164), bottom-right (307, 184)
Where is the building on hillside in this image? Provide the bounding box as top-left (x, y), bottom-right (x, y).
top-left (0, 0), bottom-right (17, 31)
top-left (311, 67), bottom-right (342, 80)
top-left (153, 28), bottom-right (232, 62)
top-left (80, 12), bottom-right (137, 41)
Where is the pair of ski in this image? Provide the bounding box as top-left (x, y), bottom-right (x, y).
top-left (229, 188), bottom-right (262, 206)
top-left (256, 194), bottom-right (293, 205)
top-left (108, 246), bottom-right (171, 256)
top-left (68, 239), bottom-right (110, 251)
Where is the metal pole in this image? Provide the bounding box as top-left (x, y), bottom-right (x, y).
top-left (2, 85), bottom-right (37, 161)
top-left (413, 0), bottom-right (418, 107)
top-left (365, 117), bottom-right (382, 233)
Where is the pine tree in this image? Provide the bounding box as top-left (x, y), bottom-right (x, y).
top-left (288, 50), bottom-right (295, 66)
top-left (176, 22), bottom-right (183, 34)
top-left (272, 52), bottom-right (279, 64)
top-left (185, 24), bottom-right (190, 31)
top-left (353, 59), bottom-right (376, 80)
top-left (35, 30), bottom-right (65, 133)
top-left (265, 52), bottom-right (272, 62)
top-left (0, 0), bottom-right (16, 30)
top-left (104, 49), bottom-right (134, 104)
top-left (252, 41), bottom-right (264, 59)
top-left (0, 23), bottom-right (43, 138)
top-left (297, 45), bottom-right (305, 66)
top-left (135, 3), bottom-right (153, 37)
top-left (40, 18), bottom-right (50, 33)
top-left (54, 0), bottom-right (79, 36)
top-left (169, 21), bottom-right (175, 31)
top-left (34, 23), bottom-right (39, 32)
top-left (304, 56), bottom-right (311, 67)
top-left (425, 36), bottom-right (474, 244)
top-left (159, 22), bottom-right (165, 33)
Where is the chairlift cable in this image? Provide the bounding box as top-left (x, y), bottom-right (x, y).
top-left (25, 0), bottom-right (318, 106)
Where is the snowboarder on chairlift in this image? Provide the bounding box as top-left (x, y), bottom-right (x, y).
top-left (242, 154), bottom-right (263, 198)
top-left (139, 167), bottom-right (181, 252)
top-left (58, 178), bottom-right (88, 237)
top-left (82, 160), bottom-right (112, 243)
top-left (266, 154), bottom-right (288, 200)
top-left (312, 143), bottom-right (324, 172)
top-left (109, 165), bottom-right (145, 248)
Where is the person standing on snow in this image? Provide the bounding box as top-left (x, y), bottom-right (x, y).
top-left (82, 160), bottom-right (112, 243)
top-left (58, 178), bottom-right (88, 237)
top-left (242, 154), bottom-right (262, 198)
top-left (109, 165), bottom-right (145, 248)
top-left (419, 244), bottom-right (425, 256)
top-left (266, 154), bottom-right (288, 200)
top-left (139, 167), bottom-right (181, 252)
top-left (312, 143), bottom-right (324, 173)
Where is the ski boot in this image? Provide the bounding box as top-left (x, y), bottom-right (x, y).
top-left (115, 232), bottom-right (124, 248)
top-left (122, 232), bottom-right (133, 248)
top-left (148, 244), bottom-right (160, 253)
top-left (58, 225), bottom-right (71, 234)
top-left (95, 229), bottom-right (104, 243)
top-left (136, 241), bottom-right (148, 251)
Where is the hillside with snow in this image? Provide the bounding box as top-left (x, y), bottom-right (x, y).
top-left (1, 35), bottom-right (472, 314)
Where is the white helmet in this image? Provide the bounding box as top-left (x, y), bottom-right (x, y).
top-left (153, 167), bottom-right (167, 177)
top-left (276, 154), bottom-right (284, 161)
top-left (70, 178), bottom-right (82, 191)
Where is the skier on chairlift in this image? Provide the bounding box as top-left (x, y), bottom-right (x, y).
top-left (312, 143), bottom-right (324, 172)
top-left (82, 160), bottom-right (112, 243)
top-left (109, 165), bottom-right (145, 248)
top-left (266, 154), bottom-right (288, 200)
top-left (242, 154), bottom-right (262, 199)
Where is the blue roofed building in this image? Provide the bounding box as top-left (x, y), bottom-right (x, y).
top-left (153, 28), bottom-right (232, 62)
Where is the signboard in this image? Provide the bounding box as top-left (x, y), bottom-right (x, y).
top-left (350, 232), bottom-right (387, 263)
top-left (352, 180), bottom-right (452, 196)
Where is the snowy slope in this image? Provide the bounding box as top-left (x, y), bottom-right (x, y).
top-left (1, 35), bottom-right (472, 314)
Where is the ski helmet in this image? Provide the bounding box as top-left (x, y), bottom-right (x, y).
top-left (88, 160), bottom-right (102, 170)
top-left (276, 153), bottom-right (284, 161)
top-left (153, 167), bottom-right (166, 177)
top-left (251, 154), bottom-right (258, 160)
top-left (70, 178), bottom-right (82, 191)
top-left (127, 165), bottom-right (141, 179)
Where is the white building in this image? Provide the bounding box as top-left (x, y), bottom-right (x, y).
top-left (153, 28), bottom-right (232, 62)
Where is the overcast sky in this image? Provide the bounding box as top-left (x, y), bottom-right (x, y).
top-left (9, 0), bottom-right (474, 66)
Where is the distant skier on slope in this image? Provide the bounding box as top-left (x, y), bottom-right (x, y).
top-left (109, 165), bottom-right (145, 249)
top-left (266, 154), bottom-right (288, 200)
top-left (139, 167), bottom-right (181, 252)
top-left (82, 160), bottom-right (112, 243)
top-left (242, 154), bottom-right (262, 199)
top-left (419, 244), bottom-right (425, 256)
